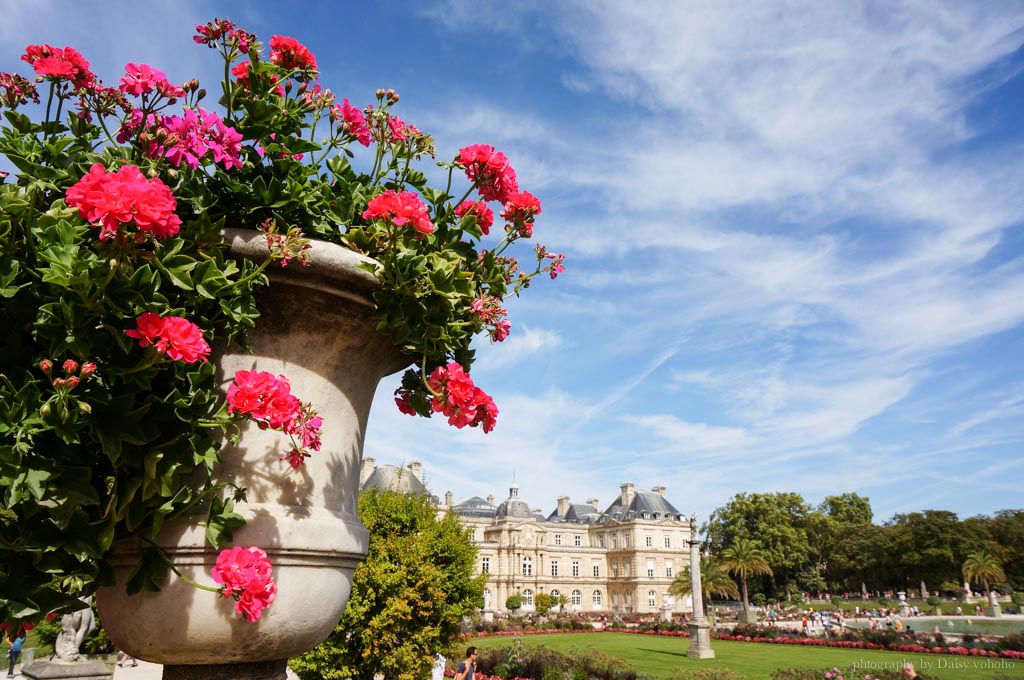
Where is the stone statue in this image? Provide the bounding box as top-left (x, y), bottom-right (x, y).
top-left (53, 597), bottom-right (95, 662)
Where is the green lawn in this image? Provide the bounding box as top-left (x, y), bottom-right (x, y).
top-left (472, 632), bottom-right (1024, 680)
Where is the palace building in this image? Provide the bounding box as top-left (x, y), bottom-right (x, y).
top-left (360, 458), bottom-right (696, 615)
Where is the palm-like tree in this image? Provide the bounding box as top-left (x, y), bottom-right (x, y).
top-left (669, 556), bottom-right (740, 604)
top-left (962, 550), bottom-right (1006, 599)
top-left (719, 538), bottom-right (773, 610)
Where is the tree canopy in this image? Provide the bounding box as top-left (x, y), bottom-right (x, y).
top-left (669, 556), bottom-right (740, 603)
top-left (719, 538), bottom-right (772, 609)
top-left (703, 491), bottom-right (1022, 598)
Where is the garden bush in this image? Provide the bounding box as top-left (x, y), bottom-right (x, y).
top-left (476, 640), bottom-right (640, 680)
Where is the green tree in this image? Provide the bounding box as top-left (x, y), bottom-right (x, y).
top-left (806, 493), bottom-right (874, 592)
top-left (719, 538), bottom-right (772, 610)
top-left (704, 492), bottom-right (812, 596)
top-left (533, 592), bottom-right (554, 613)
top-left (555, 592), bottom-right (568, 613)
top-left (884, 510), bottom-right (980, 591)
top-left (669, 556), bottom-right (740, 603)
top-left (962, 550), bottom-right (1007, 598)
top-left (291, 488), bottom-right (485, 680)
top-left (505, 593), bottom-right (523, 612)
top-left (984, 510), bottom-right (1024, 589)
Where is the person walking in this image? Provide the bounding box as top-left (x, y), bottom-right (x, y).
top-left (6, 634), bottom-right (24, 678)
top-left (454, 647), bottom-right (477, 680)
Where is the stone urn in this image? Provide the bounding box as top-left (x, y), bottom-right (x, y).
top-left (96, 230), bottom-right (409, 678)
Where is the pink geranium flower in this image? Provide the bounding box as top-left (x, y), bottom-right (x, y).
top-left (226, 370), bottom-right (323, 468)
top-left (454, 200), bottom-right (494, 235)
top-left (125, 313), bottom-right (211, 363)
top-left (426, 362), bottom-right (499, 432)
top-left (335, 98), bottom-right (371, 146)
top-left (268, 35), bottom-right (318, 73)
top-left (456, 144), bottom-right (519, 204)
top-left (210, 546), bottom-right (277, 622)
top-left (500, 190), bottom-right (542, 238)
top-left (21, 45), bottom-right (94, 88)
top-left (226, 370), bottom-right (301, 430)
top-left (119, 63), bottom-right (184, 98)
top-left (362, 190), bottom-right (435, 235)
top-left (65, 163), bottom-right (182, 240)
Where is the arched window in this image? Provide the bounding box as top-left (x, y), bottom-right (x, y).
top-left (523, 589), bottom-right (534, 606)
top-left (522, 555), bottom-right (532, 576)
top-left (649, 591), bottom-right (657, 608)
top-left (550, 589), bottom-right (560, 598)
top-left (571, 589), bottom-right (582, 606)
top-left (593, 590), bottom-right (602, 606)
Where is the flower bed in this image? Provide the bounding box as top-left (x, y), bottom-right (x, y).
top-left (462, 626), bottom-right (1024, 660)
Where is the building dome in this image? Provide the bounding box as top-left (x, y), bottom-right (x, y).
top-left (495, 484), bottom-right (533, 519)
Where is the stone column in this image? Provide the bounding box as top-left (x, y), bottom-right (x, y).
top-left (686, 513), bottom-right (714, 659)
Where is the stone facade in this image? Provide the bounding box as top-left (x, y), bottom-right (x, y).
top-left (360, 459), bottom-right (694, 615)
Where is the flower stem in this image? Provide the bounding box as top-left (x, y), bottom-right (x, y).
top-left (145, 539), bottom-right (223, 594)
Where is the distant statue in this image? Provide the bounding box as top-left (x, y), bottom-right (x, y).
top-left (53, 597), bottom-right (95, 662)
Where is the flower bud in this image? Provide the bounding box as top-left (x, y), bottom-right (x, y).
top-left (39, 403), bottom-right (51, 418)
top-left (80, 362), bottom-right (97, 378)
top-left (63, 359), bottom-right (79, 374)
top-left (59, 404), bottom-right (70, 423)
top-left (39, 359), bottom-right (53, 375)
top-left (52, 378), bottom-right (66, 389)
top-left (375, 88), bottom-right (386, 98)
top-left (197, 88), bottom-right (207, 100)
top-left (66, 376), bottom-right (80, 390)
top-left (78, 402), bottom-right (92, 415)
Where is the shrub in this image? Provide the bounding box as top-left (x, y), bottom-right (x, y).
top-left (752, 593), bottom-right (767, 606)
top-left (830, 595), bottom-right (844, 606)
top-left (878, 596), bottom-right (891, 606)
top-left (771, 668), bottom-right (908, 680)
top-left (926, 595), bottom-right (942, 608)
top-left (477, 643), bottom-right (639, 680)
top-left (671, 670), bottom-right (745, 680)
top-left (995, 632), bottom-right (1024, 653)
top-left (506, 594), bottom-right (523, 612)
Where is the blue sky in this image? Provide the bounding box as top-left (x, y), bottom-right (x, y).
top-left (7, 1), bottom-right (1024, 525)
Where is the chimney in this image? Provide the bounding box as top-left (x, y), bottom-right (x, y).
top-left (557, 495), bottom-right (571, 517)
top-left (652, 486), bottom-right (666, 497)
top-left (486, 495), bottom-right (495, 505)
top-left (360, 457), bottom-right (376, 485)
top-left (620, 482), bottom-right (635, 507)
top-left (587, 498), bottom-right (599, 509)
top-left (445, 491), bottom-right (453, 508)
top-left (407, 460), bottom-right (423, 481)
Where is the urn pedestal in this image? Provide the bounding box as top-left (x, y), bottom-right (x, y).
top-left (96, 231), bottom-right (409, 678)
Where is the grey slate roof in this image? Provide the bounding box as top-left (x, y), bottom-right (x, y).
top-left (452, 495), bottom-right (497, 519)
top-left (545, 502), bottom-right (601, 524)
top-left (360, 464), bottom-right (437, 502)
top-left (599, 490), bottom-right (684, 523)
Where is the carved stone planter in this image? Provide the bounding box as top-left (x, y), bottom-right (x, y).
top-left (96, 230), bottom-right (408, 673)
